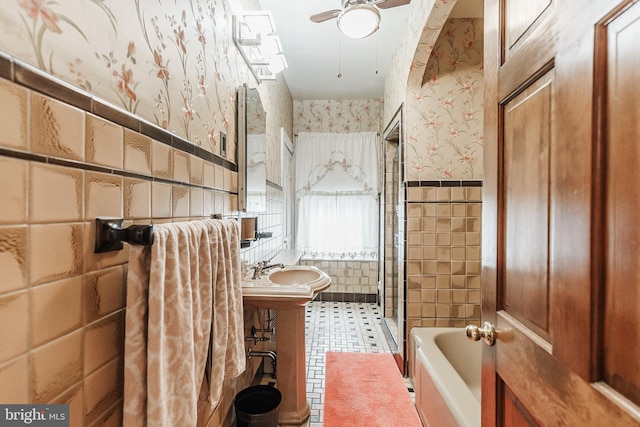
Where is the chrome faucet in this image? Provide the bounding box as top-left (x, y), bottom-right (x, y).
top-left (251, 261), bottom-right (284, 279)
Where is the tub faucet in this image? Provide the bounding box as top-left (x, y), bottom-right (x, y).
top-left (251, 261), bottom-right (284, 279)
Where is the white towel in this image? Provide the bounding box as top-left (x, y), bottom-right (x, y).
top-left (123, 219), bottom-right (245, 426)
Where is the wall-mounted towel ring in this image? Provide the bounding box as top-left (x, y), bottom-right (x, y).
top-left (94, 217), bottom-right (154, 253)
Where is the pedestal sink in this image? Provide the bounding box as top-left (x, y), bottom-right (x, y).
top-left (242, 266), bottom-right (330, 425)
top-left (242, 265), bottom-right (330, 305)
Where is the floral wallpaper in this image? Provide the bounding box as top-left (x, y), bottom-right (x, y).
top-left (405, 18), bottom-right (484, 180)
top-left (381, 0), bottom-right (483, 181)
top-left (0, 0), bottom-right (292, 164)
top-left (383, 0), bottom-right (457, 126)
top-left (0, 0), bottom-right (480, 182)
top-left (293, 99), bottom-right (382, 134)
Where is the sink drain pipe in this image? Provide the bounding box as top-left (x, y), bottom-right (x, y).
top-left (248, 348), bottom-right (277, 379)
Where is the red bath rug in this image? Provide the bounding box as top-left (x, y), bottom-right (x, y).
top-left (323, 351), bottom-right (422, 427)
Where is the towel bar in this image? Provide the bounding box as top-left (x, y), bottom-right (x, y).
top-left (94, 217), bottom-right (154, 253)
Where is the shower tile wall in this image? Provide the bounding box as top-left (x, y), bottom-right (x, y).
top-left (404, 184), bottom-right (482, 330)
top-left (0, 69), bottom-right (263, 426)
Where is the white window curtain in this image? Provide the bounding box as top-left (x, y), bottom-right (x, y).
top-left (295, 132), bottom-right (379, 260)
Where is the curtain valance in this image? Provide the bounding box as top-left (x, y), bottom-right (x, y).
top-left (295, 131), bottom-right (378, 197)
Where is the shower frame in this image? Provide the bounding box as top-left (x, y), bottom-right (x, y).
top-left (380, 104), bottom-right (407, 374)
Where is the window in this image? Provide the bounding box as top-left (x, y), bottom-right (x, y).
top-left (295, 132), bottom-right (378, 260)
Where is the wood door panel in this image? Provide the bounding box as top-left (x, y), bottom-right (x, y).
top-left (495, 312), bottom-right (640, 426)
top-left (605, 1), bottom-right (640, 406)
top-left (504, 0), bottom-right (553, 61)
top-left (502, 71), bottom-right (553, 340)
top-left (486, 0), bottom-right (640, 424)
top-left (502, 382), bottom-right (540, 427)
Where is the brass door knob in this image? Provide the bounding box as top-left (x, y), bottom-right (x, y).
top-left (465, 322), bottom-right (496, 346)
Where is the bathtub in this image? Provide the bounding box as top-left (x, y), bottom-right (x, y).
top-left (410, 328), bottom-right (481, 427)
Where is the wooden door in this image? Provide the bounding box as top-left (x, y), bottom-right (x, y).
top-left (482, 0), bottom-right (640, 424)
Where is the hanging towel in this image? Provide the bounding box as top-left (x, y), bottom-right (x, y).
top-left (123, 219), bottom-right (245, 427)
top-left (205, 219), bottom-right (246, 407)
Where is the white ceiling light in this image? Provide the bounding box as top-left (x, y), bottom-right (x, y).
top-left (337, 4), bottom-right (381, 39)
top-left (233, 11), bottom-right (288, 82)
top-left (242, 12), bottom-right (276, 36)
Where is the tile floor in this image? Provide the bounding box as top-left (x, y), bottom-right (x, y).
top-left (258, 301), bottom-right (415, 426)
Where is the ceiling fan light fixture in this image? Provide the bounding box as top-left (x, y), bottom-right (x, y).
top-left (337, 4), bottom-right (381, 39)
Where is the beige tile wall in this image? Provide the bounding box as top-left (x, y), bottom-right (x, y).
top-left (0, 76), bottom-right (263, 426)
top-left (404, 185), bottom-right (482, 330)
top-left (301, 259), bottom-right (378, 297)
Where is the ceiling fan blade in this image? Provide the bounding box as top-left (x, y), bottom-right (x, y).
top-left (310, 9), bottom-right (341, 23)
top-left (375, 0), bottom-right (411, 9)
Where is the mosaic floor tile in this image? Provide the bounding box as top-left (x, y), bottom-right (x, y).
top-left (259, 301), bottom-right (415, 426)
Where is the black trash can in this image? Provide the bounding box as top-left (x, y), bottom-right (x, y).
top-left (234, 385), bottom-right (282, 427)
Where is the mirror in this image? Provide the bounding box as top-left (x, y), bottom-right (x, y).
top-left (237, 83), bottom-right (267, 212)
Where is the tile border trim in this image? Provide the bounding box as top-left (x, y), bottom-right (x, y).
top-left (315, 292), bottom-right (378, 303)
top-left (404, 180), bottom-right (483, 187)
top-left (0, 146), bottom-right (234, 195)
top-left (0, 51), bottom-right (237, 173)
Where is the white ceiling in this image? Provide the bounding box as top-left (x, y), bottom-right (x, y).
top-left (258, 0), bottom-right (484, 101)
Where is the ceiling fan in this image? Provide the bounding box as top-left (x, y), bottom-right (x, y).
top-left (310, 0), bottom-right (411, 39)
